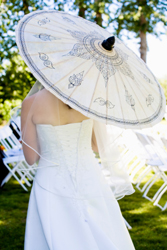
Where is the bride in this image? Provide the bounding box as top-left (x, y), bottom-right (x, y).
top-left (16, 7), bottom-right (166, 248)
top-left (21, 87), bottom-right (135, 250)
top-left (15, 5), bottom-right (166, 248)
top-left (16, 7), bottom-right (166, 249)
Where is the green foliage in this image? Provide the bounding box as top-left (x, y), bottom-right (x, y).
top-left (72, 0), bottom-right (113, 27)
top-left (0, 0), bottom-right (46, 62)
top-left (110, 0), bottom-right (167, 37)
top-left (0, 54), bottom-right (35, 102)
top-left (0, 0), bottom-right (67, 122)
top-left (0, 53), bottom-right (35, 123)
top-left (0, 99), bottom-right (21, 124)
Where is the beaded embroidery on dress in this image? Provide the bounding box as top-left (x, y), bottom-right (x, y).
top-left (24, 119), bottom-right (135, 250)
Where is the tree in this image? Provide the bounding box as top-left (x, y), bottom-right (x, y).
top-left (73, 0), bottom-right (87, 18)
top-left (93, 0), bottom-right (103, 26)
top-left (0, 0), bottom-right (48, 103)
top-left (0, 0), bottom-right (113, 103)
top-left (0, 0), bottom-right (70, 122)
top-left (0, 54), bottom-right (35, 101)
top-left (111, 0), bottom-right (167, 62)
top-left (73, 0), bottom-right (113, 27)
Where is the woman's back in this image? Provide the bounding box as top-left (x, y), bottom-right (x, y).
top-left (21, 89), bottom-right (90, 165)
top-left (25, 114), bottom-right (135, 250)
top-left (35, 119), bottom-right (104, 197)
top-left (27, 89), bottom-right (89, 126)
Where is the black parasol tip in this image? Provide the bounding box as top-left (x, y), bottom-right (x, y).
top-left (101, 36), bottom-right (115, 51)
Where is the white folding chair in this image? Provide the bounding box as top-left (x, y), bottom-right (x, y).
top-left (121, 130), bottom-right (148, 184)
top-left (124, 217), bottom-right (132, 230)
top-left (142, 134), bottom-right (167, 209)
top-left (9, 119), bottom-right (21, 139)
top-left (134, 132), bottom-right (167, 209)
top-left (0, 126), bottom-right (36, 191)
top-left (153, 185), bottom-right (167, 211)
top-left (118, 129), bottom-right (167, 210)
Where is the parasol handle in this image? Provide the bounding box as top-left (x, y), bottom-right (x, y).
top-left (101, 36), bottom-right (115, 51)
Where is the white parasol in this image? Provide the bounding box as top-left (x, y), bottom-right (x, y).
top-left (16, 10), bottom-right (166, 129)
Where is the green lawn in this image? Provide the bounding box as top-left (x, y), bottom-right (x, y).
top-left (119, 182), bottom-right (167, 250)
top-left (0, 178), bottom-right (167, 250)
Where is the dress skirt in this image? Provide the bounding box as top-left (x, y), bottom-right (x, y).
top-left (24, 179), bottom-right (135, 250)
top-left (24, 120), bottom-right (135, 250)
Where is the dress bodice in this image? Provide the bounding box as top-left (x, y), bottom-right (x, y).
top-left (36, 119), bottom-right (93, 166)
top-left (35, 119), bottom-right (106, 198)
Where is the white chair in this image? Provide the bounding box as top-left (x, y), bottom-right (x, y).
top-left (0, 126), bottom-right (36, 191)
top-left (143, 134), bottom-right (167, 209)
top-left (124, 217), bottom-right (132, 230)
top-left (160, 137), bottom-right (167, 149)
top-left (153, 185), bottom-right (167, 211)
top-left (119, 129), bottom-right (167, 210)
top-left (9, 118), bottom-right (21, 139)
top-left (121, 130), bottom-right (148, 184)
top-left (133, 132), bottom-right (167, 210)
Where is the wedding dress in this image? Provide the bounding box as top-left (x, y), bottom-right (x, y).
top-left (24, 119), bottom-right (135, 250)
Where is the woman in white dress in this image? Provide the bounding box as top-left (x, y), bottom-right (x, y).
top-left (21, 88), bottom-right (136, 250)
top-left (15, 6), bottom-right (166, 248)
top-left (16, 7), bottom-right (166, 248)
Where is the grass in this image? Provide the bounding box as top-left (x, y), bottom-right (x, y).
top-left (0, 177), bottom-right (167, 250)
top-left (0, 179), bottom-right (30, 250)
top-left (119, 180), bottom-right (167, 250)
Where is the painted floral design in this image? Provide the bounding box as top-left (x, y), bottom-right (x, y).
top-left (68, 71), bottom-right (84, 89)
top-left (38, 17), bottom-right (50, 26)
top-left (64, 30), bottom-right (134, 87)
top-left (39, 53), bottom-right (55, 69)
top-left (139, 71), bottom-right (153, 84)
top-left (146, 94), bottom-right (154, 106)
top-left (62, 16), bottom-right (76, 25)
top-left (94, 98), bottom-right (115, 109)
top-left (34, 33), bottom-right (60, 41)
top-left (125, 88), bottom-right (135, 111)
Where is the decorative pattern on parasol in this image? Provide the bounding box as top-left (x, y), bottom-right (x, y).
top-left (16, 10), bottom-right (166, 129)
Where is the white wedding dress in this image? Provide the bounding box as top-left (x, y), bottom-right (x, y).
top-left (24, 119), bottom-right (135, 250)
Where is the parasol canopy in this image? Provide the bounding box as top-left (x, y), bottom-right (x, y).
top-left (16, 10), bottom-right (166, 129)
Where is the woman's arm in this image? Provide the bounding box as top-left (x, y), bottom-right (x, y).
top-left (91, 128), bottom-right (99, 153)
top-left (21, 97), bottom-right (40, 165)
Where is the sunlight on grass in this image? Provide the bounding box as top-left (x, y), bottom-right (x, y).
top-left (129, 203), bottom-right (153, 214)
top-left (12, 179), bottom-right (26, 185)
top-left (0, 220), bottom-right (7, 226)
top-left (12, 179), bottom-right (21, 185)
top-left (158, 215), bottom-right (167, 228)
top-left (158, 223), bottom-right (167, 230)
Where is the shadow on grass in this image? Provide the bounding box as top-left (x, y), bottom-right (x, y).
top-left (0, 179), bottom-right (30, 250)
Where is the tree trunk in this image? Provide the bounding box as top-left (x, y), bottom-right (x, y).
top-left (139, 14), bottom-right (147, 62)
top-left (94, 0), bottom-right (102, 26)
top-left (139, 31), bottom-right (147, 62)
top-left (22, 0), bottom-right (29, 14)
top-left (78, 6), bottom-right (86, 18)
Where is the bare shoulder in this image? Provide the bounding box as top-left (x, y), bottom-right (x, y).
top-left (21, 94), bottom-right (36, 114)
top-left (38, 88), bottom-right (61, 104)
top-left (21, 90), bottom-right (45, 118)
top-left (22, 89), bottom-right (59, 109)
